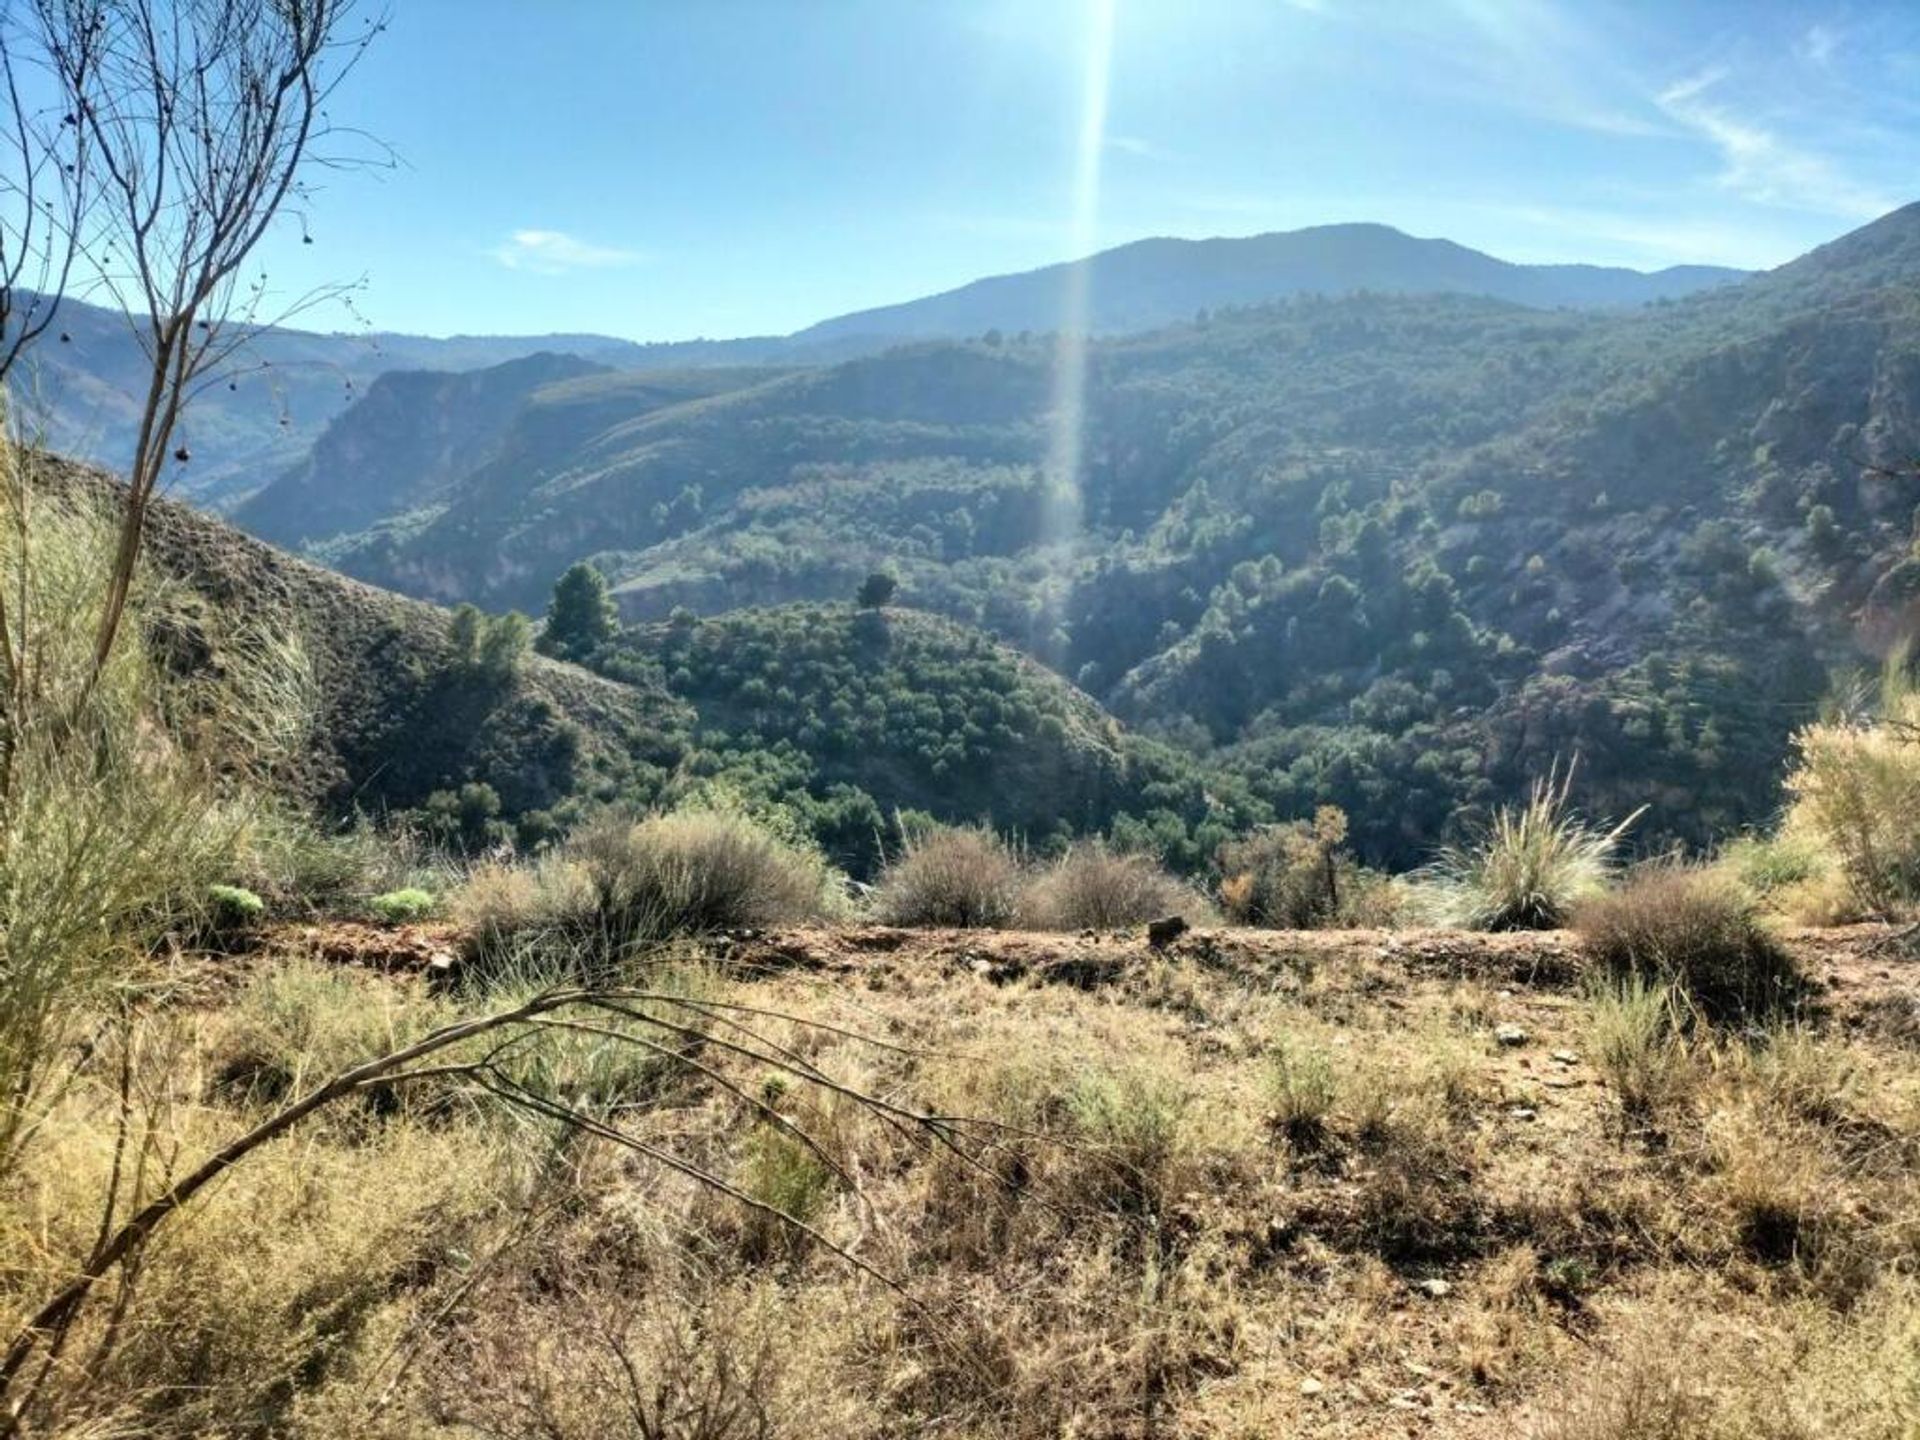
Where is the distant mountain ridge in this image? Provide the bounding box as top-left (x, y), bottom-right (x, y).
top-left (792, 223), bottom-right (1747, 344)
top-left (17, 221), bottom-right (1745, 508)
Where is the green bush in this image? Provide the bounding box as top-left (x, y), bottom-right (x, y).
top-left (1576, 867), bottom-right (1804, 1023)
top-left (207, 884), bottom-right (267, 928)
top-left (872, 824), bottom-right (1022, 928)
top-left (369, 888), bottom-right (436, 925)
top-left (1217, 806), bottom-right (1396, 928)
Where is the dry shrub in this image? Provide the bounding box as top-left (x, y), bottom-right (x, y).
top-left (1576, 868), bottom-right (1803, 1023)
top-left (1216, 806), bottom-right (1398, 928)
top-left (438, 1269), bottom-right (810, 1440)
top-left (449, 807), bottom-right (836, 970)
top-left (1424, 768), bottom-right (1637, 931)
top-left (1019, 842), bottom-right (1207, 930)
top-left (1783, 661), bottom-right (1920, 915)
top-left (872, 824), bottom-right (1022, 928)
top-left (569, 807), bottom-right (839, 938)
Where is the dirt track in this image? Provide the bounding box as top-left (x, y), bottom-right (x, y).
top-left (268, 919), bottom-right (1920, 1037)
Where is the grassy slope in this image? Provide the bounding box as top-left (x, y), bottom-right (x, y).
top-left (53, 459), bottom-right (688, 821)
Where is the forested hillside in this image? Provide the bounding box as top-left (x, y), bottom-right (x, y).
top-left (227, 204), bottom-right (1920, 866)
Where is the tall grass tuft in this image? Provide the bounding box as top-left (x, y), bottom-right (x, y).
top-left (0, 443), bottom-right (310, 1175)
top-left (1587, 977), bottom-right (1687, 1120)
top-left (1423, 766), bottom-right (1639, 931)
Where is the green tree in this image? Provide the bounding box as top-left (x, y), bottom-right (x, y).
top-left (479, 612), bottom-right (533, 679)
top-left (448, 604), bottom-right (484, 664)
top-left (538, 562), bottom-right (619, 661)
top-left (856, 571), bottom-right (899, 609)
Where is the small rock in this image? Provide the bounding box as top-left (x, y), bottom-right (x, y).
top-left (1300, 1377), bottom-right (1325, 1397)
top-left (1551, 1049), bottom-right (1580, 1065)
top-left (1542, 1074), bottom-right (1580, 1088)
top-left (1494, 1023), bottom-right (1530, 1047)
top-left (1147, 914), bottom-right (1189, 949)
top-left (1508, 1107), bottom-right (1538, 1121)
top-left (1412, 1277), bottom-right (1452, 1299)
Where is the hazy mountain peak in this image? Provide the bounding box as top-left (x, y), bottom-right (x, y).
top-left (792, 222), bottom-right (1748, 344)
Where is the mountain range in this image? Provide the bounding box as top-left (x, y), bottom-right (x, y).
top-left (20, 222), bottom-right (1743, 508)
top-left (28, 205), bottom-right (1920, 869)
top-left (206, 202), bottom-right (1920, 868)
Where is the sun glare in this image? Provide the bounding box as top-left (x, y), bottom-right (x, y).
top-left (1038, 0), bottom-right (1116, 655)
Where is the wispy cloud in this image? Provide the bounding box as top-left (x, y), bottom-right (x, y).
top-left (489, 229), bottom-right (644, 275)
top-left (1105, 133), bottom-right (1167, 160)
top-left (1656, 68), bottom-right (1897, 220)
top-left (1800, 23), bottom-right (1840, 66)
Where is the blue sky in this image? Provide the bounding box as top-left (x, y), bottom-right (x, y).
top-left (257, 0), bottom-right (1920, 342)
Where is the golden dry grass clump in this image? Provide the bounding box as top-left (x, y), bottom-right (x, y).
top-left (871, 823), bottom-right (1024, 928)
top-left (1018, 841), bottom-right (1208, 930)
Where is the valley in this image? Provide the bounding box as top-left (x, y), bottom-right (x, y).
top-left (173, 204), bottom-right (1920, 869)
top-left (7, 8), bottom-right (1920, 1431)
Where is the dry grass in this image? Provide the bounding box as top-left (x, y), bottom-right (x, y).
top-left (1018, 842), bottom-right (1207, 930)
top-left (871, 824), bottom-right (1024, 928)
top-left (4, 920), bottom-right (1916, 1438)
top-left (1576, 867), bottom-right (1804, 1023)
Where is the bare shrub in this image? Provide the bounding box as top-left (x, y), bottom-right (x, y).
top-left (1019, 842), bottom-right (1206, 931)
top-left (872, 824), bottom-right (1022, 928)
top-left (1576, 868), bottom-right (1803, 1023)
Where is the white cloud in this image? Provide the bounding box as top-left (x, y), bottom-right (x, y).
top-left (1801, 23), bottom-right (1839, 66)
top-left (1105, 133), bottom-right (1166, 159)
top-left (1656, 69), bottom-right (1898, 220)
top-left (489, 229), bottom-right (644, 275)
